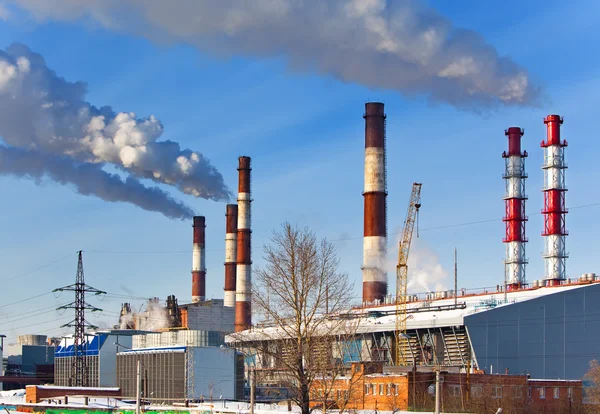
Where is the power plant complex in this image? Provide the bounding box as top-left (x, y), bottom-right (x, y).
top-left (3, 102), bottom-right (597, 411)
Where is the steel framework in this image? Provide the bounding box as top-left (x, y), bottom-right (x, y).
top-left (395, 183), bottom-right (422, 366)
top-left (54, 251), bottom-right (106, 386)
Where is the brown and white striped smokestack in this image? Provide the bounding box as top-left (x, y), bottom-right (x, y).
top-left (192, 216), bottom-right (206, 303)
top-left (224, 204), bottom-right (238, 307)
top-left (235, 156), bottom-right (252, 332)
top-left (362, 102), bottom-right (388, 304)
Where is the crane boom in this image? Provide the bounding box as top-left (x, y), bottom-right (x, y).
top-left (395, 182), bottom-right (422, 366)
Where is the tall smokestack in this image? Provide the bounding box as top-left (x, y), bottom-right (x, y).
top-left (362, 102), bottom-right (388, 304)
top-left (542, 115), bottom-right (568, 285)
top-left (224, 204), bottom-right (238, 307)
top-left (503, 127), bottom-right (528, 290)
top-left (192, 216), bottom-right (206, 302)
top-left (235, 156), bottom-right (252, 331)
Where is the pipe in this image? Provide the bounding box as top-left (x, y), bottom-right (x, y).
top-left (224, 204), bottom-right (238, 307)
top-left (542, 115), bottom-right (568, 284)
top-left (362, 102), bottom-right (387, 304)
top-left (192, 216), bottom-right (206, 303)
top-left (236, 156), bottom-right (252, 331)
top-left (503, 127), bottom-right (528, 290)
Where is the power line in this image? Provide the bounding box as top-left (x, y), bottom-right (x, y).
top-left (3, 252), bottom-right (76, 282)
top-left (0, 292), bottom-right (52, 309)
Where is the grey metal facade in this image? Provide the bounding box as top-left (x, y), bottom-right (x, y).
top-left (466, 283), bottom-right (600, 380)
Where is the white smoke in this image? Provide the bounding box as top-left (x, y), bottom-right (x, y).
top-left (0, 44), bottom-right (231, 218)
top-left (136, 300), bottom-right (170, 331)
top-left (8, 0), bottom-right (540, 108)
top-left (406, 241), bottom-right (448, 293)
top-left (0, 145), bottom-right (195, 219)
top-left (119, 312), bottom-right (134, 330)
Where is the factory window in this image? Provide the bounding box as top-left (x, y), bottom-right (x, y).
top-left (513, 386), bottom-right (523, 398)
top-left (492, 386), bottom-right (502, 399)
top-left (539, 387), bottom-right (546, 399)
top-left (379, 384), bottom-right (384, 395)
top-left (449, 385), bottom-right (461, 397)
top-left (387, 384), bottom-right (391, 395)
top-left (554, 387), bottom-right (560, 399)
top-left (394, 384), bottom-right (399, 396)
top-left (471, 386), bottom-right (482, 398)
top-left (528, 387), bottom-right (532, 398)
top-left (568, 387), bottom-right (573, 400)
top-left (365, 384), bottom-right (369, 395)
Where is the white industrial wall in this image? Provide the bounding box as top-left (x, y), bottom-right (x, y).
top-left (99, 334), bottom-right (132, 387)
top-left (186, 302), bottom-right (235, 333)
top-left (190, 347), bottom-right (237, 400)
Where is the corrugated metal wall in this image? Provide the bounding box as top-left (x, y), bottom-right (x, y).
top-left (466, 283), bottom-right (600, 379)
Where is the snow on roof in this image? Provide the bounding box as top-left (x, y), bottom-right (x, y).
top-left (33, 385), bottom-right (120, 391)
top-left (227, 282), bottom-right (598, 342)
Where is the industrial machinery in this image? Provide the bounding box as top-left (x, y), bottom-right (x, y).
top-left (395, 182), bottom-right (422, 366)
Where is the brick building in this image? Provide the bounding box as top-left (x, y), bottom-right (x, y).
top-left (310, 362), bottom-right (583, 413)
top-left (25, 385), bottom-right (121, 403)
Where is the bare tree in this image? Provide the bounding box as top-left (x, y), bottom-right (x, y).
top-left (248, 222), bottom-right (355, 414)
top-left (584, 360), bottom-right (600, 413)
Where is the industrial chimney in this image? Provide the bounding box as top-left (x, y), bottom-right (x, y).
top-left (542, 115), bottom-right (568, 285)
top-left (362, 102), bottom-right (388, 304)
top-left (224, 204), bottom-right (238, 307)
top-left (235, 156), bottom-right (252, 331)
top-left (192, 216), bottom-right (206, 302)
top-left (503, 127), bottom-right (528, 289)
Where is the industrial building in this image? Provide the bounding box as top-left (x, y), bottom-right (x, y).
top-left (225, 102), bottom-right (600, 388)
top-left (116, 345), bottom-right (244, 403)
top-left (310, 361), bottom-right (583, 412)
top-left (54, 329), bottom-right (144, 387)
top-left (1, 335), bottom-right (55, 390)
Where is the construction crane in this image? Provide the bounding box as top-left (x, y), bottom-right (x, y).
top-left (395, 182), bottom-right (422, 366)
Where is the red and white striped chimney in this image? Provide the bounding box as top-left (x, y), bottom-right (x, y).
top-left (542, 115), bottom-right (568, 285)
top-left (503, 127), bottom-right (528, 289)
top-left (235, 156), bottom-right (252, 332)
top-left (362, 102), bottom-right (388, 304)
top-left (192, 216), bottom-right (206, 303)
top-left (224, 204), bottom-right (238, 308)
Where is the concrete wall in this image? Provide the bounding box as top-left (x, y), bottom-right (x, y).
top-left (185, 301), bottom-right (235, 333)
top-left (465, 283), bottom-right (600, 379)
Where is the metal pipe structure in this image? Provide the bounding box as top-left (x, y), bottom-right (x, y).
top-left (502, 127), bottom-right (528, 289)
top-left (362, 102), bottom-right (388, 304)
top-left (224, 204), bottom-right (238, 307)
top-left (192, 216), bottom-right (206, 303)
top-left (235, 156), bottom-right (252, 332)
top-left (542, 115), bottom-right (568, 285)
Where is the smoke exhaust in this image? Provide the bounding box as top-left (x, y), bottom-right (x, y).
top-left (224, 204), bottom-right (238, 307)
top-left (235, 156), bottom-right (252, 331)
top-left (192, 216), bottom-right (206, 302)
top-left (542, 115), bottom-right (568, 285)
top-left (362, 102), bottom-right (388, 304)
top-left (503, 127), bottom-right (528, 290)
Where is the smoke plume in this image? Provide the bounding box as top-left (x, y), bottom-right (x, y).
top-left (407, 241), bottom-right (448, 293)
top-left (0, 43), bottom-right (231, 218)
top-left (0, 145), bottom-right (195, 219)
top-left (9, 0), bottom-right (540, 108)
top-left (136, 299), bottom-right (170, 331)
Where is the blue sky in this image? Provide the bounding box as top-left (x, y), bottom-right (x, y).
top-left (0, 0), bottom-right (599, 344)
